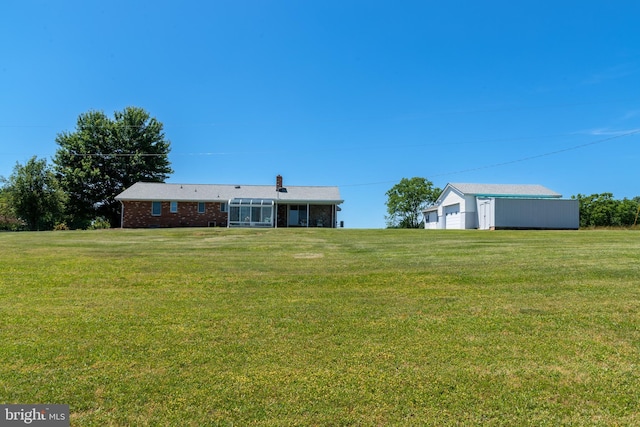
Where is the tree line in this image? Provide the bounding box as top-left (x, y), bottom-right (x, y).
top-left (572, 193), bottom-right (640, 228)
top-left (0, 107), bottom-right (172, 231)
top-left (385, 177), bottom-right (640, 229)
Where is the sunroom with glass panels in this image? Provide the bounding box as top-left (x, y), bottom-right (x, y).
top-left (227, 198), bottom-right (274, 228)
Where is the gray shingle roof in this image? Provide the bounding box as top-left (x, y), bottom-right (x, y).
top-left (115, 182), bottom-right (343, 204)
top-left (448, 183), bottom-right (562, 198)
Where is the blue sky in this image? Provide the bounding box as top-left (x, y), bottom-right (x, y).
top-left (1, 1), bottom-right (639, 228)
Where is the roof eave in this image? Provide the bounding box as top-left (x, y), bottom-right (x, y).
top-left (474, 194), bottom-right (561, 198)
top-left (276, 199), bottom-right (344, 204)
top-left (116, 197), bottom-right (344, 204)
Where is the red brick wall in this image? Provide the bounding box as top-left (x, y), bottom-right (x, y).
top-left (121, 201), bottom-right (228, 228)
top-left (122, 201), bottom-right (339, 228)
top-left (276, 204), bottom-right (288, 228)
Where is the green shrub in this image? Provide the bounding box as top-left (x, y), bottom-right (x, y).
top-left (87, 217), bottom-right (111, 230)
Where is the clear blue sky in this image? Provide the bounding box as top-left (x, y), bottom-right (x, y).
top-left (1, 1), bottom-right (639, 228)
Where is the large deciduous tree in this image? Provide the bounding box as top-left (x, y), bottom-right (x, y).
top-left (385, 177), bottom-right (441, 228)
top-left (54, 107), bottom-right (173, 228)
top-left (4, 156), bottom-right (66, 230)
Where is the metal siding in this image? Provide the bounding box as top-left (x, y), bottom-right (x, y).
top-left (438, 188), bottom-right (464, 229)
top-left (463, 195), bottom-right (477, 229)
top-left (424, 211), bottom-right (439, 229)
top-left (440, 189), bottom-right (465, 209)
top-left (494, 198), bottom-right (579, 229)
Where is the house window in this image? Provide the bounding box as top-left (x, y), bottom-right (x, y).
top-left (170, 201), bottom-right (178, 213)
top-left (220, 202), bottom-right (228, 212)
top-left (198, 202), bottom-right (206, 213)
top-left (152, 201), bottom-right (162, 216)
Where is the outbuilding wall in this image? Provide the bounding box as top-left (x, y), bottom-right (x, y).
top-left (493, 198), bottom-right (579, 230)
top-left (424, 210), bottom-right (439, 229)
top-left (436, 189), bottom-right (478, 229)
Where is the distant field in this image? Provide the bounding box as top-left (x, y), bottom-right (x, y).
top-left (1, 228), bottom-right (639, 425)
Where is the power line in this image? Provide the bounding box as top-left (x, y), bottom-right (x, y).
top-left (69, 153), bottom-right (166, 157)
top-left (339, 128), bottom-right (640, 187)
top-left (431, 129), bottom-right (640, 177)
top-left (49, 131), bottom-right (591, 158)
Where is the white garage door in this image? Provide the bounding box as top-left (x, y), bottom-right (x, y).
top-left (444, 204), bottom-right (461, 229)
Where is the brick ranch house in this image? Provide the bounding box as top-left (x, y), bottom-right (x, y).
top-left (115, 175), bottom-right (343, 228)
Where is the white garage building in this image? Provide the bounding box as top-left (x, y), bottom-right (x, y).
top-left (424, 183), bottom-right (579, 230)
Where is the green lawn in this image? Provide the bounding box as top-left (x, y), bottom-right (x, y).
top-left (1, 228), bottom-right (639, 425)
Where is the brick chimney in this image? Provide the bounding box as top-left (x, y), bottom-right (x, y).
top-left (276, 175), bottom-right (283, 191)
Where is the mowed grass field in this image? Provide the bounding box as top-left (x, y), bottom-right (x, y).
top-left (1, 228), bottom-right (639, 426)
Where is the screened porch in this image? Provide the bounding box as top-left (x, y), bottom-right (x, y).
top-left (227, 198), bottom-right (274, 228)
